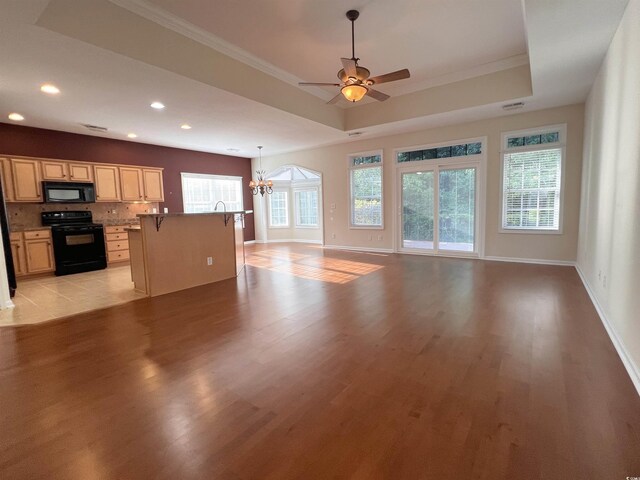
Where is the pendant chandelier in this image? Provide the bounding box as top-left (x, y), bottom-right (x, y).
top-left (249, 146), bottom-right (273, 196)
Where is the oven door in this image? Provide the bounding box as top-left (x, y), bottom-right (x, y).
top-left (51, 226), bottom-right (106, 275)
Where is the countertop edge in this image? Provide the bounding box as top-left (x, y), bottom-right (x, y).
top-left (137, 210), bottom-right (252, 218)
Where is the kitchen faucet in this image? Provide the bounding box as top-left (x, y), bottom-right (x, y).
top-left (214, 201), bottom-right (227, 212)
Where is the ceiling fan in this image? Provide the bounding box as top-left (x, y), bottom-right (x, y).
top-left (299, 9), bottom-right (410, 104)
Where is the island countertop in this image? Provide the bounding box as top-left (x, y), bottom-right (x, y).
top-left (137, 210), bottom-right (253, 218)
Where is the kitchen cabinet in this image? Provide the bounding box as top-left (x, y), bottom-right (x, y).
top-left (11, 158), bottom-right (42, 202)
top-left (0, 158), bottom-right (14, 201)
top-left (143, 169), bottom-right (164, 202)
top-left (25, 239), bottom-right (54, 273)
top-left (10, 234), bottom-right (27, 276)
top-left (69, 163), bottom-right (94, 182)
top-left (12, 230), bottom-right (55, 275)
top-left (41, 161), bottom-right (69, 181)
top-left (120, 167), bottom-right (144, 201)
top-left (105, 226), bottom-right (130, 263)
top-left (94, 165), bottom-right (121, 202)
top-left (4, 156), bottom-right (163, 204)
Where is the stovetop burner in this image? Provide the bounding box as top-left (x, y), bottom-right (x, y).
top-left (41, 210), bottom-right (100, 227)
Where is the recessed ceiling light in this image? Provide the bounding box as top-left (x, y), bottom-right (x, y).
top-left (150, 102), bottom-right (165, 110)
top-left (8, 113), bottom-right (24, 121)
top-left (127, 133), bottom-right (138, 138)
top-left (40, 84), bottom-right (60, 95)
top-left (180, 124), bottom-right (192, 130)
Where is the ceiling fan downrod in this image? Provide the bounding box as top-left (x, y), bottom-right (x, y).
top-left (346, 10), bottom-right (359, 61)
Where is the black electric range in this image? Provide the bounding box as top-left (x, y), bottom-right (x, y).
top-left (42, 211), bottom-right (107, 276)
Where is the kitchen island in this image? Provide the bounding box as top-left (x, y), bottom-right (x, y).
top-left (128, 211), bottom-right (249, 297)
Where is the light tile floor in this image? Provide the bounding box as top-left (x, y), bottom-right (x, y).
top-left (0, 265), bottom-right (146, 326)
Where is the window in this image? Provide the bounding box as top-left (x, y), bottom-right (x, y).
top-left (501, 126), bottom-right (564, 232)
top-left (181, 173), bottom-right (243, 213)
top-left (294, 189), bottom-right (319, 227)
top-left (397, 141), bottom-right (482, 163)
top-left (349, 152), bottom-right (383, 228)
top-left (269, 191), bottom-right (288, 227)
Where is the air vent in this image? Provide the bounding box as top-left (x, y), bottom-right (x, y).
top-left (502, 102), bottom-right (525, 111)
top-left (81, 123), bottom-right (108, 132)
top-left (348, 131), bottom-right (364, 137)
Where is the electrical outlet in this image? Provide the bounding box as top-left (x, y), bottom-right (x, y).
top-left (207, 257), bottom-right (213, 266)
top-left (332, 233), bottom-right (336, 239)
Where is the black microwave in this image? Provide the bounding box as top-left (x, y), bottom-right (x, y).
top-left (43, 181), bottom-right (96, 203)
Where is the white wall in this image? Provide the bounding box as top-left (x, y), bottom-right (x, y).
top-left (254, 103), bottom-right (584, 262)
top-left (577, 0), bottom-right (640, 391)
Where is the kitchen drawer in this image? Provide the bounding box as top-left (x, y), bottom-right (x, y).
top-left (106, 232), bottom-right (128, 242)
top-left (10, 232), bottom-right (22, 241)
top-left (107, 240), bottom-right (129, 252)
top-left (108, 249), bottom-right (130, 262)
top-left (105, 226), bottom-right (127, 234)
top-left (24, 230), bottom-right (51, 240)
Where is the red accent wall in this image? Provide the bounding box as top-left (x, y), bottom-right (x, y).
top-left (0, 123), bottom-right (255, 240)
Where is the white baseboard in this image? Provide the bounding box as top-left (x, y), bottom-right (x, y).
top-left (483, 255), bottom-right (575, 267)
top-left (253, 239), bottom-right (323, 245)
top-left (323, 244), bottom-right (394, 254)
top-left (244, 240), bottom-right (256, 245)
top-left (575, 264), bottom-right (640, 396)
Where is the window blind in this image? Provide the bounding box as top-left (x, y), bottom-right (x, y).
top-left (502, 148), bottom-right (561, 230)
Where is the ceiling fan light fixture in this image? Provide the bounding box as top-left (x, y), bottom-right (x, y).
top-left (341, 84), bottom-right (368, 102)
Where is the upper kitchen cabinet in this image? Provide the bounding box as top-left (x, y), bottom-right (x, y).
top-left (143, 169), bottom-right (164, 202)
top-left (0, 158), bottom-right (14, 201)
top-left (94, 165), bottom-right (121, 202)
top-left (10, 158), bottom-right (42, 202)
top-left (120, 167), bottom-right (144, 201)
top-left (41, 160), bottom-right (69, 181)
top-left (69, 163), bottom-right (94, 182)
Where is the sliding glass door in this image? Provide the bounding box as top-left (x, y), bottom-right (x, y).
top-left (438, 167), bottom-right (476, 252)
top-left (399, 166), bottom-right (478, 255)
top-left (401, 171), bottom-right (435, 250)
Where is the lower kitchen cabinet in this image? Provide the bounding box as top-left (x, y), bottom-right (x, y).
top-left (12, 230), bottom-right (55, 276)
top-left (105, 226), bottom-right (131, 263)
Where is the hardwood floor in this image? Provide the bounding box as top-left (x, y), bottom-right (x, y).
top-left (0, 243), bottom-right (638, 479)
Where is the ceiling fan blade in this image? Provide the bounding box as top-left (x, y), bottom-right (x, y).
top-left (366, 88), bottom-right (390, 102)
top-left (327, 92), bottom-right (343, 104)
top-left (341, 58), bottom-right (357, 78)
top-left (368, 68), bottom-right (410, 85)
top-left (299, 82), bottom-right (341, 86)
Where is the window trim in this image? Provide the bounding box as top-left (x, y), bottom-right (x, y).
top-left (348, 149), bottom-right (384, 230)
top-left (293, 186), bottom-right (320, 229)
top-left (499, 124), bottom-right (567, 235)
top-left (180, 172), bottom-right (244, 213)
top-left (267, 189), bottom-right (289, 228)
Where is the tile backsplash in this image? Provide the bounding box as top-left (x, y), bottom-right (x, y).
top-left (7, 202), bottom-right (159, 230)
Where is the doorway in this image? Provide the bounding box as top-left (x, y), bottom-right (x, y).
top-left (396, 141), bottom-right (484, 256)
